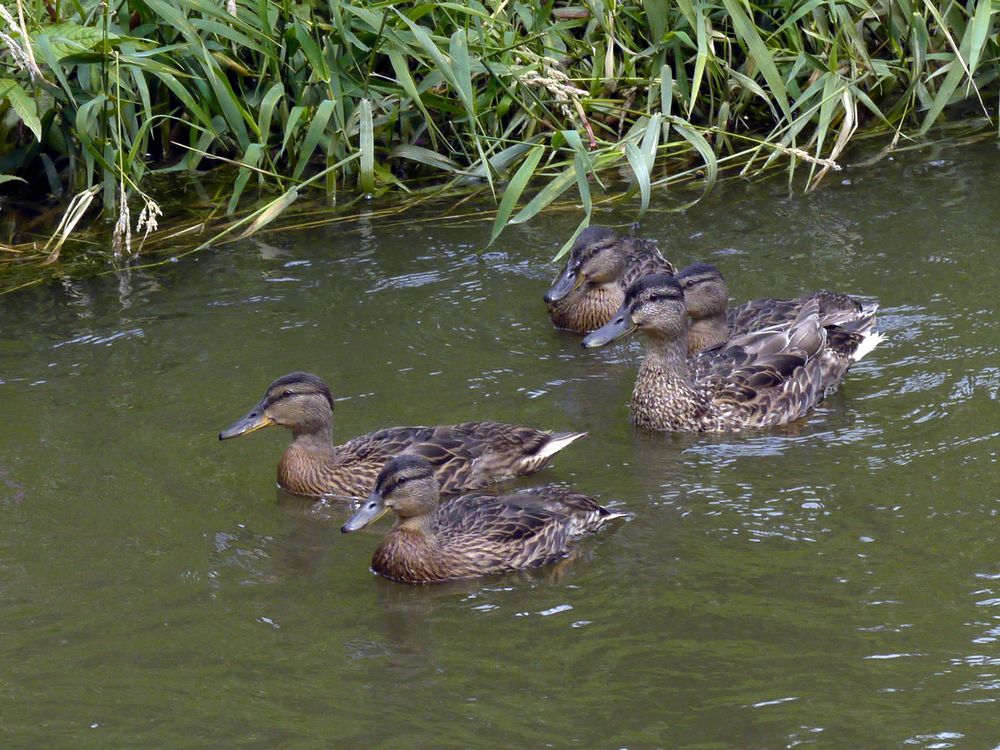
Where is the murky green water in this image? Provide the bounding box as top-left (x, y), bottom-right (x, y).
top-left (2, 141), bottom-right (999, 748)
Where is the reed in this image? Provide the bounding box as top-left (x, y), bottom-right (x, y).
top-left (1, 0), bottom-right (997, 265)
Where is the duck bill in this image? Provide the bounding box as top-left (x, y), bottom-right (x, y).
top-left (543, 268), bottom-right (582, 304)
top-left (342, 492), bottom-right (390, 533)
top-left (218, 402), bottom-right (275, 440)
top-left (582, 312), bottom-right (636, 348)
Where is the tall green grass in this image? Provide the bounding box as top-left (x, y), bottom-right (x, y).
top-left (1, 0), bottom-right (998, 263)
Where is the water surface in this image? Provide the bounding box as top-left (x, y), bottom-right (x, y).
top-left (1, 142), bottom-right (998, 748)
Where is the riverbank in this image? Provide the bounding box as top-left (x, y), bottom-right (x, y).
top-left (1, 0), bottom-right (997, 272)
top-left (1, 122), bottom-right (995, 296)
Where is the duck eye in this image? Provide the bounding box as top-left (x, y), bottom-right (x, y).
top-left (396, 472), bottom-right (429, 487)
top-left (281, 389), bottom-right (293, 399)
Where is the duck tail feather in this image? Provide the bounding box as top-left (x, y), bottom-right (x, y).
top-left (851, 330), bottom-right (885, 362)
top-left (537, 431), bottom-right (588, 460)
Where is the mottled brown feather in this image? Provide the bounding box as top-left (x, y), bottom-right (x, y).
top-left (278, 421), bottom-right (585, 498)
top-left (678, 262), bottom-right (870, 355)
top-left (225, 373), bottom-right (585, 499)
top-left (590, 275), bottom-right (880, 432)
top-left (366, 477), bottom-right (623, 584)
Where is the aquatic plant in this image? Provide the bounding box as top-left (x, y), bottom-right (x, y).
top-left (0, 0), bottom-right (998, 264)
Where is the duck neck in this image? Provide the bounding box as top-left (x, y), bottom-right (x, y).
top-left (548, 282), bottom-right (624, 333)
top-left (630, 334), bottom-right (707, 431)
top-left (277, 424), bottom-right (337, 497)
top-left (374, 515), bottom-right (443, 583)
top-left (687, 313), bottom-right (729, 354)
top-left (290, 424), bottom-right (334, 451)
top-left (644, 335), bottom-right (691, 379)
top-left (395, 512), bottom-right (437, 536)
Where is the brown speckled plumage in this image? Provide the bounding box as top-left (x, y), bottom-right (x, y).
top-left (676, 262), bottom-right (869, 355)
top-left (342, 456), bottom-right (624, 584)
top-left (545, 226), bottom-right (675, 334)
top-left (220, 373), bottom-right (586, 499)
top-left (583, 274), bottom-right (882, 432)
top-left (547, 283), bottom-right (623, 333)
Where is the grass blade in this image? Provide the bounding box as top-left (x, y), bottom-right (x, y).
top-left (918, 60), bottom-right (966, 135)
top-left (625, 142), bottom-right (651, 215)
top-left (965, 0), bottom-right (995, 83)
top-left (358, 97), bottom-right (375, 194)
top-left (228, 143), bottom-right (264, 215)
top-left (510, 164), bottom-right (576, 226)
top-left (390, 144), bottom-right (463, 173)
top-left (553, 215), bottom-right (591, 262)
top-left (671, 118), bottom-right (717, 192)
top-left (293, 99), bottom-right (335, 180)
top-left (721, 0), bottom-right (792, 123)
top-left (238, 187), bottom-right (299, 239)
top-left (257, 82), bottom-right (284, 148)
top-left (489, 143), bottom-right (544, 244)
top-left (0, 79), bottom-right (42, 141)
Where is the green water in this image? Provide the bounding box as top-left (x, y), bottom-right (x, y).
top-left (2, 141), bottom-right (999, 748)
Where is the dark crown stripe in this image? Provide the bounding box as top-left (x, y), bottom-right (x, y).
top-left (267, 371), bottom-right (335, 409)
top-left (573, 226), bottom-right (617, 261)
top-left (376, 455), bottom-right (434, 493)
top-left (676, 262), bottom-right (723, 282)
top-left (624, 273), bottom-right (682, 306)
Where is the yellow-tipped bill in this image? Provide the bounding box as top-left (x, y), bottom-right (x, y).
top-left (218, 402), bottom-right (275, 440)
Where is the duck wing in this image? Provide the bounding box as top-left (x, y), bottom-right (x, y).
top-left (692, 300), bottom-right (837, 425)
top-left (436, 491), bottom-right (612, 574)
top-left (336, 422), bottom-right (585, 496)
top-left (728, 290), bottom-right (865, 336)
top-left (622, 238), bottom-right (677, 286)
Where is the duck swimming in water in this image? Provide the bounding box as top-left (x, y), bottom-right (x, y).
top-left (341, 455), bottom-right (624, 584)
top-left (675, 262), bottom-right (873, 355)
top-left (219, 372), bottom-right (586, 499)
top-left (544, 226), bottom-right (675, 333)
top-left (582, 274), bottom-right (882, 432)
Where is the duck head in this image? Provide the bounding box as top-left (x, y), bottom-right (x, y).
top-left (219, 371), bottom-right (335, 440)
top-left (341, 455), bottom-right (440, 532)
top-left (543, 226), bottom-right (630, 304)
top-left (581, 273), bottom-right (688, 348)
top-left (675, 262), bottom-right (729, 321)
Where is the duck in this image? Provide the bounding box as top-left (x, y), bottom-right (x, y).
top-left (581, 274), bottom-right (882, 432)
top-left (219, 372), bottom-right (586, 499)
top-left (675, 262), bottom-right (872, 355)
top-left (543, 225), bottom-right (676, 333)
top-left (341, 455), bottom-right (624, 584)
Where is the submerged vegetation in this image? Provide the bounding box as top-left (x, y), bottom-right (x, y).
top-left (0, 0), bottom-right (998, 269)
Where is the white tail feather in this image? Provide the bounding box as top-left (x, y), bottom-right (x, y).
top-left (538, 431), bottom-right (587, 460)
top-left (851, 331), bottom-right (884, 362)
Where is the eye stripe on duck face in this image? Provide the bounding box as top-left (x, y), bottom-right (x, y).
top-left (580, 237), bottom-right (619, 262)
top-left (678, 273), bottom-right (719, 289)
top-left (265, 387), bottom-right (299, 406)
top-left (623, 273), bottom-right (681, 307)
top-left (628, 285), bottom-right (684, 310)
top-left (382, 470), bottom-right (433, 497)
top-left (676, 263), bottom-right (724, 289)
top-left (642, 291), bottom-right (682, 304)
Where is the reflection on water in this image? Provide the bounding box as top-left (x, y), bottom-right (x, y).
top-left (1, 140), bottom-right (1000, 747)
